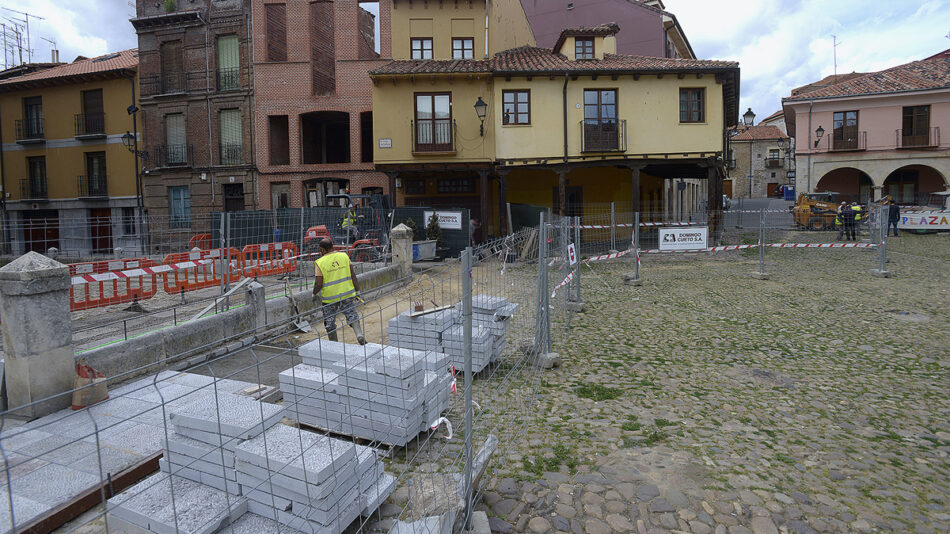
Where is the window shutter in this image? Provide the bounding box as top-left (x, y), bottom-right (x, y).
top-left (218, 35), bottom-right (239, 71)
top-left (82, 90), bottom-right (103, 116)
top-left (166, 114), bottom-right (185, 147)
top-left (266, 4), bottom-right (287, 61)
top-left (220, 110), bottom-right (241, 146)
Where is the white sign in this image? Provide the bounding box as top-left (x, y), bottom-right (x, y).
top-left (898, 211), bottom-right (950, 231)
top-left (659, 227), bottom-right (708, 251)
top-left (568, 243), bottom-right (577, 265)
top-left (423, 210), bottom-right (464, 230)
top-left (378, 138), bottom-right (392, 149)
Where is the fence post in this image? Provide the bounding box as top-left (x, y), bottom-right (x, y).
top-left (568, 216), bottom-right (585, 313)
top-left (298, 206), bottom-right (305, 282)
top-left (752, 208), bottom-right (769, 280)
top-left (462, 246), bottom-right (474, 531)
top-left (610, 202), bottom-right (616, 251)
top-left (624, 212), bottom-right (642, 286)
top-left (536, 212), bottom-right (550, 352)
top-left (871, 204), bottom-right (891, 278)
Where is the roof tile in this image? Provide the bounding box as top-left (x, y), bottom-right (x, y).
top-left (0, 49), bottom-right (137, 88)
top-left (785, 57), bottom-right (950, 101)
top-left (730, 124), bottom-right (787, 141)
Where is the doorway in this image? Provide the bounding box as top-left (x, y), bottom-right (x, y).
top-left (90, 208), bottom-right (113, 253)
top-left (23, 210), bottom-right (59, 253)
top-left (723, 180), bottom-right (733, 198)
top-left (552, 186), bottom-right (583, 218)
top-left (223, 183), bottom-right (245, 211)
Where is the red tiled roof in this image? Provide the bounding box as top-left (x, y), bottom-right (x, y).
top-left (758, 109), bottom-right (784, 124)
top-left (553, 23), bottom-right (621, 53)
top-left (785, 57), bottom-right (950, 101)
top-left (370, 46), bottom-right (737, 75)
top-left (0, 49), bottom-right (137, 89)
top-left (789, 72), bottom-right (866, 96)
top-left (730, 124), bottom-right (787, 141)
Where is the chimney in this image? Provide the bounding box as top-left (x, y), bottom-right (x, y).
top-left (51, 49), bottom-right (59, 62)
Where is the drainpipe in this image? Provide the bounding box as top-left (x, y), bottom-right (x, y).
top-left (0, 105), bottom-right (7, 254)
top-left (198, 11), bottom-right (215, 206)
top-left (806, 100), bottom-right (813, 193)
top-left (247, 10), bottom-right (257, 209)
top-left (562, 73), bottom-right (569, 163)
top-left (484, 1), bottom-right (489, 59)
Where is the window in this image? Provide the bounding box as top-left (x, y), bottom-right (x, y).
top-left (169, 186), bottom-right (191, 228)
top-left (217, 35), bottom-right (240, 91)
top-left (164, 113), bottom-right (186, 165)
top-left (311, 1), bottom-right (336, 95)
top-left (272, 183), bottom-right (291, 209)
top-left (452, 38), bottom-right (473, 59)
top-left (219, 109), bottom-right (242, 165)
top-left (832, 110), bottom-right (858, 150)
top-left (679, 88), bottom-right (704, 123)
top-left (268, 115), bottom-right (290, 165)
top-left (411, 38), bottom-right (433, 59)
top-left (80, 90), bottom-right (104, 135)
top-left (583, 89), bottom-right (618, 151)
top-left (414, 93), bottom-right (452, 152)
top-left (27, 156), bottom-right (47, 198)
top-left (502, 90), bottom-right (530, 125)
top-left (405, 179), bottom-right (426, 195)
top-left (438, 178), bottom-right (474, 194)
top-left (902, 105), bottom-right (930, 147)
top-left (768, 149), bottom-right (779, 159)
top-left (360, 111), bottom-right (373, 163)
top-left (575, 38), bottom-right (594, 59)
top-left (22, 96), bottom-right (43, 138)
top-left (84, 152), bottom-right (107, 197)
top-left (122, 207), bottom-right (136, 235)
top-left (223, 183), bottom-right (244, 212)
top-left (304, 179), bottom-right (348, 207)
top-left (265, 4), bottom-right (287, 61)
top-left (160, 40), bottom-right (183, 92)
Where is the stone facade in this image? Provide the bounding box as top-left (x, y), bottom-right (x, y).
top-left (728, 138), bottom-right (790, 199)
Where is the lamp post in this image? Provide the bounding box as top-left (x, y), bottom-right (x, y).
top-left (474, 97), bottom-right (487, 136)
top-left (122, 124), bottom-right (149, 254)
top-left (813, 125), bottom-right (824, 148)
top-left (743, 107), bottom-right (755, 127)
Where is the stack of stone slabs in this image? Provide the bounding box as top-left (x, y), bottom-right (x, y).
top-left (465, 295), bottom-right (520, 364)
top-left (154, 392), bottom-right (284, 498)
top-left (234, 424), bottom-right (395, 533)
top-left (440, 324), bottom-right (494, 372)
top-left (385, 309), bottom-right (458, 352)
top-left (280, 340), bottom-right (452, 446)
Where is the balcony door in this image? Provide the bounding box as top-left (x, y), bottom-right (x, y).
top-left (833, 111), bottom-right (858, 150)
top-left (902, 106), bottom-right (930, 147)
top-left (23, 96), bottom-right (43, 137)
top-left (81, 89), bottom-right (104, 134)
top-left (85, 152), bottom-right (107, 196)
top-left (414, 93), bottom-right (452, 152)
top-left (583, 89), bottom-right (618, 151)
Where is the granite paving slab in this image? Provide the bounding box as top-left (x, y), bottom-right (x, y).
top-left (235, 459), bottom-right (356, 502)
top-left (299, 340), bottom-right (382, 365)
top-left (222, 511), bottom-right (307, 534)
top-left (169, 393), bottom-right (284, 439)
top-left (361, 473), bottom-right (397, 517)
top-left (234, 425), bottom-right (357, 484)
top-left (9, 463), bottom-right (101, 506)
top-left (0, 490), bottom-right (49, 533)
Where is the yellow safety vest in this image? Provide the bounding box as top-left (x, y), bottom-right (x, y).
top-left (316, 252), bottom-right (355, 304)
top-left (342, 211), bottom-right (357, 229)
top-left (853, 206), bottom-right (863, 221)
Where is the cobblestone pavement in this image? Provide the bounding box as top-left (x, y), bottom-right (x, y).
top-left (470, 234), bottom-right (949, 534)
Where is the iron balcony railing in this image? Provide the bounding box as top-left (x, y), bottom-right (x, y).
top-left (896, 126), bottom-right (940, 148)
top-left (20, 177), bottom-right (48, 200)
top-left (217, 68), bottom-right (240, 91)
top-left (15, 118), bottom-right (44, 142)
top-left (74, 113), bottom-right (106, 138)
top-left (140, 72), bottom-right (187, 96)
top-left (411, 119), bottom-right (456, 153)
top-left (220, 143), bottom-right (243, 166)
top-left (580, 119), bottom-right (626, 152)
top-left (78, 175), bottom-right (109, 198)
top-left (154, 144), bottom-right (193, 167)
top-left (819, 131), bottom-right (867, 152)
top-left (765, 157), bottom-right (783, 168)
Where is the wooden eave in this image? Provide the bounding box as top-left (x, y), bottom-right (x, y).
top-left (0, 68), bottom-right (136, 93)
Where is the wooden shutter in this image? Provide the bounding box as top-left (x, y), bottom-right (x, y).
top-left (217, 35), bottom-right (239, 70)
top-left (82, 90), bottom-right (103, 115)
top-left (165, 114), bottom-right (185, 147)
top-left (220, 110), bottom-right (241, 146)
top-left (266, 4), bottom-right (287, 62)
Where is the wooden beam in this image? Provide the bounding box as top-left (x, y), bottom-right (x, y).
top-left (677, 73), bottom-right (685, 79)
top-left (633, 74), bottom-right (640, 81)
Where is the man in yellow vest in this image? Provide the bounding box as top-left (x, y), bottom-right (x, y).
top-left (342, 204), bottom-right (359, 245)
top-left (312, 239), bottom-right (365, 344)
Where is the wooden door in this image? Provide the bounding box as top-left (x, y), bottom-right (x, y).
top-left (223, 184), bottom-right (245, 211)
top-left (723, 180), bottom-right (733, 198)
top-left (23, 210), bottom-right (59, 253)
top-left (767, 183), bottom-right (779, 197)
top-left (89, 208), bottom-right (113, 253)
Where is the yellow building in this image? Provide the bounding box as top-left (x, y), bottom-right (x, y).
top-left (372, 14), bottom-right (739, 238)
top-left (0, 49), bottom-right (142, 255)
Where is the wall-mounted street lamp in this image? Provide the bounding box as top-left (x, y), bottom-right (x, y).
top-left (742, 107), bottom-right (755, 127)
top-left (474, 97), bottom-right (488, 136)
top-left (814, 125), bottom-right (824, 148)
top-left (121, 127), bottom-right (148, 212)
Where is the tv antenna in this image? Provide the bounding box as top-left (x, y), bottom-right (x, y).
top-left (2, 8), bottom-right (44, 63)
top-left (832, 35), bottom-right (841, 82)
top-left (40, 36), bottom-right (56, 62)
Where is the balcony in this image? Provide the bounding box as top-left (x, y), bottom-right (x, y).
top-left (411, 119), bottom-right (456, 154)
top-left (154, 144), bottom-right (193, 168)
top-left (818, 131), bottom-right (866, 152)
top-left (220, 143), bottom-right (243, 166)
top-left (765, 158), bottom-right (783, 168)
top-left (74, 113), bottom-right (106, 139)
top-left (896, 127), bottom-right (940, 149)
top-left (78, 175), bottom-right (109, 198)
top-left (217, 68), bottom-right (240, 91)
top-left (580, 119), bottom-right (626, 153)
top-left (15, 119), bottom-right (44, 144)
top-left (140, 72), bottom-right (186, 96)
top-left (20, 178), bottom-right (48, 201)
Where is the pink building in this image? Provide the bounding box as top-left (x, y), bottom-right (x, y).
top-left (783, 53), bottom-right (950, 205)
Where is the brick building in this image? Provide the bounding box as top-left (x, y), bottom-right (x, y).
top-left (132, 0), bottom-right (257, 248)
top-left (252, 0), bottom-right (391, 209)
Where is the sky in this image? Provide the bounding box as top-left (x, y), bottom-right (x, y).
top-left (2, 0), bottom-right (948, 124)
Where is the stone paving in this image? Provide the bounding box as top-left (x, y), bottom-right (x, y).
top-left (463, 233), bottom-right (949, 534)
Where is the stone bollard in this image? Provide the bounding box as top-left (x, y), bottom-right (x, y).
top-left (622, 272), bottom-right (642, 286)
top-left (390, 223), bottom-right (413, 278)
top-left (0, 252), bottom-right (77, 418)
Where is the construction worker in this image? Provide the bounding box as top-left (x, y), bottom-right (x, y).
top-left (312, 238), bottom-right (365, 344)
top-left (342, 204), bottom-right (359, 245)
top-left (835, 202), bottom-right (847, 240)
top-left (851, 202), bottom-right (864, 236)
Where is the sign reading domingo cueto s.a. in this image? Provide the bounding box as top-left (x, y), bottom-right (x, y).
top-left (422, 210), bottom-right (464, 230)
top-left (659, 227), bottom-right (708, 251)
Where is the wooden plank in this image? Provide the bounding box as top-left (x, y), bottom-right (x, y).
top-left (408, 304), bottom-right (454, 318)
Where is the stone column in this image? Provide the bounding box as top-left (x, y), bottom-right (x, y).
top-left (0, 252), bottom-right (76, 418)
top-left (872, 185), bottom-right (883, 202)
top-left (390, 223), bottom-right (413, 278)
top-left (478, 170), bottom-right (490, 239)
top-left (557, 169), bottom-right (567, 216)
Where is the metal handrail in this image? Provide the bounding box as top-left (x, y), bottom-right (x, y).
top-left (411, 119), bottom-right (456, 153)
top-left (77, 175), bottom-right (109, 197)
top-left (15, 118), bottom-right (44, 141)
top-left (74, 113), bottom-right (106, 137)
top-left (220, 143), bottom-right (243, 165)
top-left (20, 177), bottom-right (48, 200)
top-left (580, 119), bottom-right (626, 152)
top-left (895, 126), bottom-right (940, 148)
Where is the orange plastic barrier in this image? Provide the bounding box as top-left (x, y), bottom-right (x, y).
top-left (161, 247), bottom-right (244, 294)
top-left (189, 233), bottom-right (212, 250)
top-left (242, 242), bottom-right (299, 278)
top-left (69, 258), bottom-right (159, 311)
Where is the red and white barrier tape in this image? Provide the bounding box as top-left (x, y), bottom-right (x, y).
top-left (766, 242), bottom-right (878, 248)
top-left (551, 271), bottom-right (575, 297)
top-left (70, 259), bottom-right (216, 285)
top-left (573, 222), bottom-right (697, 229)
top-left (584, 248), bottom-right (634, 262)
top-left (642, 244), bottom-right (756, 254)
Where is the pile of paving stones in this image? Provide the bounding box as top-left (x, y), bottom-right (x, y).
top-left (234, 424), bottom-right (395, 533)
top-left (386, 309), bottom-right (457, 353)
top-left (280, 339), bottom-right (452, 446)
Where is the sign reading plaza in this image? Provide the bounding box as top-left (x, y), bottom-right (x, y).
top-left (898, 211), bottom-right (950, 231)
top-left (659, 227), bottom-right (708, 251)
top-left (423, 210), bottom-right (464, 230)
